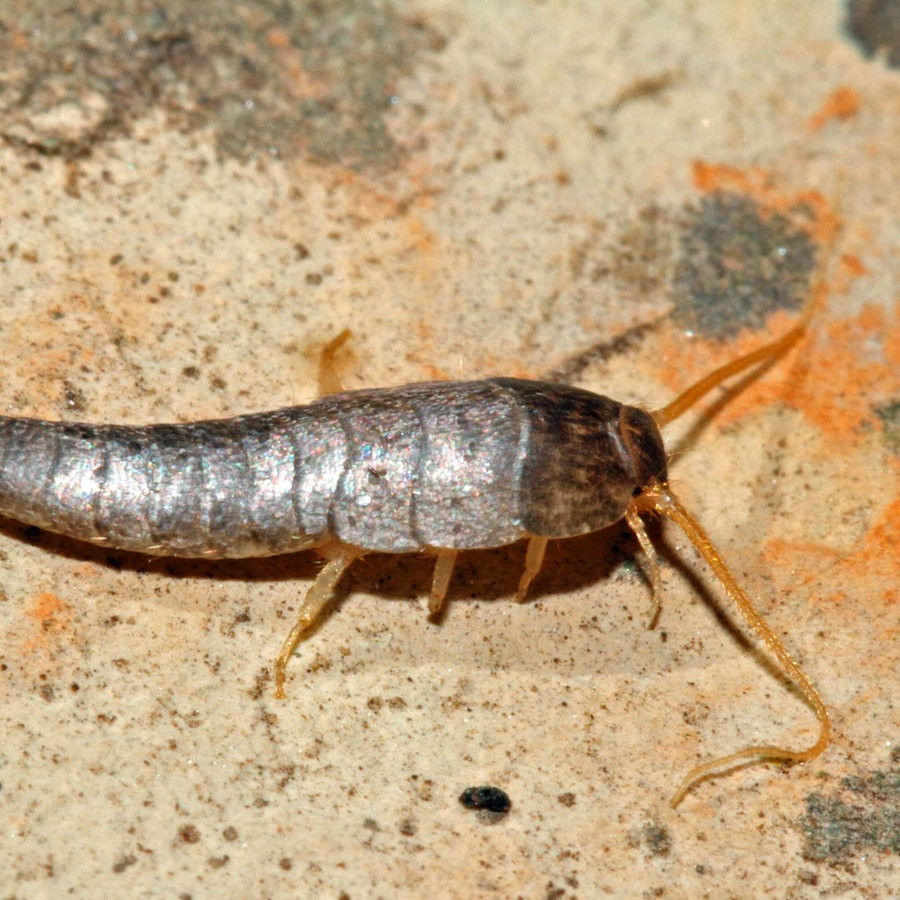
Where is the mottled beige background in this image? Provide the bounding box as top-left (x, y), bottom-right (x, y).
top-left (0, 1), bottom-right (897, 897)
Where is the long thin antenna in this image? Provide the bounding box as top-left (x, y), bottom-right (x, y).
top-left (652, 322), bottom-right (806, 428)
top-left (638, 210), bottom-right (840, 802)
top-left (631, 482), bottom-right (831, 807)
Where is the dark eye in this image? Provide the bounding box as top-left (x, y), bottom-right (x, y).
top-left (632, 486), bottom-right (643, 497)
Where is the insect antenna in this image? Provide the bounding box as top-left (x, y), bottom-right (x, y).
top-left (630, 230), bottom-right (837, 804)
top-left (631, 481), bottom-right (830, 807)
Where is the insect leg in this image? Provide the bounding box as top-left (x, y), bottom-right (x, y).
top-left (317, 328), bottom-right (353, 397)
top-left (625, 505), bottom-right (662, 627)
top-left (274, 544), bottom-right (361, 697)
top-left (428, 549), bottom-right (458, 616)
top-left (515, 537), bottom-right (548, 602)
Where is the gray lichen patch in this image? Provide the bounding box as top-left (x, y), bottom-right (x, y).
top-left (875, 400), bottom-right (900, 456)
top-left (799, 762), bottom-right (900, 864)
top-left (671, 193), bottom-right (817, 340)
top-left (846, 0), bottom-right (900, 68)
top-left (0, 0), bottom-right (444, 168)
top-left (627, 819), bottom-right (672, 858)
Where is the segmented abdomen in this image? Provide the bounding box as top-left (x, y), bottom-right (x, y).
top-left (0, 381), bottom-right (525, 556)
top-left (0, 378), bottom-right (641, 557)
top-left (0, 411), bottom-right (340, 557)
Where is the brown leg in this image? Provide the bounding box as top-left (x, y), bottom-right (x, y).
top-left (274, 546), bottom-right (360, 697)
top-left (625, 504), bottom-right (661, 627)
top-left (429, 549), bottom-right (458, 617)
top-left (317, 329), bottom-right (353, 397)
top-left (516, 537), bottom-right (548, 602)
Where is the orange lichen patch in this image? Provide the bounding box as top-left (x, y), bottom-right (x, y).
top-left (786, 301), bottom-right (900, 441)
top-left (840, 253), bottom-right (868, 278)
top-left (881, 298), bottom-right (900, 366)
top-left (691, 161), bottom-right (767, 194)
top-left (21, 592), bottom-right (72, 656)
top-left (806, 86), bottom-right (861, 132)
top-left (653, 283), bottom-right (894, 443)
top-left (859, 496), bottom-right (900, 583)
top-left (650, 307), bottom-right (808, 425)
top-left (765, 496), bottom-right (900, 597)
top-left (690, 162), bottom-right (839, 247)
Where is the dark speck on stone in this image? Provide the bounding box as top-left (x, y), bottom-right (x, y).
top-left (459, 785), bottom-right (511, 816)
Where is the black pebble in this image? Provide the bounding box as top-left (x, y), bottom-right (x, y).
top-left (459, 786), bottom-right (511, 815)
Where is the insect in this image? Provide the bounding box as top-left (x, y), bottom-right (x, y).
top-left (0, 291), bottom-right (830, 806)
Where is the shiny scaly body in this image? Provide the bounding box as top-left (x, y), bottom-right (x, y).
top-left (0, 377), bottom-right (665, 558)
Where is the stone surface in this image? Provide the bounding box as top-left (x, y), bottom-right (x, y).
top-left (0, 1), bottom-right (897, 896)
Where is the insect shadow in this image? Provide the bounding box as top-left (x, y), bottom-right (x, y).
top-left (1, 509), bottom-right (633, 626)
